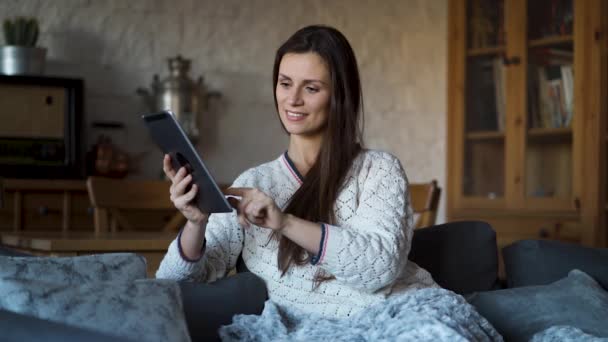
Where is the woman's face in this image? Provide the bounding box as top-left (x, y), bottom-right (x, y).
top-left (276, 52), bottom-right (331, 139)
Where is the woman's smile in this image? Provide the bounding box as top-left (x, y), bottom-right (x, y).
top-left (285, 110), bottom-right (308, 122)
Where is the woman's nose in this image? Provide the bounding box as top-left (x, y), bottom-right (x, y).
top-left (287, 88), bottom-right (304, 106)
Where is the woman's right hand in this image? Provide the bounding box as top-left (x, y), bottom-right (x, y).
top-left (163, 154), bottom-right (209, 226)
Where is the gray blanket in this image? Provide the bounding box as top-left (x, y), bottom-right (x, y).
top-left (532, 326), bottom-right (608, 341)
top-left (219, 288), bottom-right (503, 341)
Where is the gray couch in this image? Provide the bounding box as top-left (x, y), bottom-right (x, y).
top-left (1, 221), bottom-right (606, 341)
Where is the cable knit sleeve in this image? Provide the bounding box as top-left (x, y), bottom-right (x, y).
top-left (155, 175), bottom-right (248, 283)
top-left (316, 153), bottom-right (414, 293)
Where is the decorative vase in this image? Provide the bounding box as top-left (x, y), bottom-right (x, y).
top-left (0, 45), bottom-right (47, 75)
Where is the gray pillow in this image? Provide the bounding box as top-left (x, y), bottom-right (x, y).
top-left (0, 278), bottom-right (190, 342)
top-left (0, 253), bottom-right (147, 284)
top-left (503, 239), bottom-right (608, 290)
top-left (468, 270), bottom-right (608, 342)
top-left (409, 221), bottom-right (499, 294)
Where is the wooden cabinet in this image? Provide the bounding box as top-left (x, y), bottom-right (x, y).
top-left (0, 179), bottom-right (92, 232)
top-left (447, 0), bottom-right (608, 248)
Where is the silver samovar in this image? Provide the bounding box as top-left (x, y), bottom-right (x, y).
top-left (136, 55), bottom-right (219, 143)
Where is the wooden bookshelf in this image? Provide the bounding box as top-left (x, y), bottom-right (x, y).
top-left (467, 46), bottom-right (506, 57)
top-left (466, 131), bottom-right (505, 140)
top-left (527, 127), bottom-right (572, 136)
top-left (527, 127), bottom-right (572, 144)
top-left (529, 35), bottom-right (574, 48)
top-left (447, 0), bottom-right (608, 248)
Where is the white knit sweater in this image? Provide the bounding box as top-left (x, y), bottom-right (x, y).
top-left (156, 149), bottom-right (437, 318)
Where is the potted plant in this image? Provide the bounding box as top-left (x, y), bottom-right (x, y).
top-left (1, 17), bottom-right (46, 75)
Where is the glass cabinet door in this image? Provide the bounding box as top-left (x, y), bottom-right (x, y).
top-left (463, 0), bottom-right (506, 199)
top-left (524, 0), bottom-right (574, 201)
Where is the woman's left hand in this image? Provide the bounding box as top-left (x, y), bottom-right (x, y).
top-left (224, 187), bottom-right (286, 231)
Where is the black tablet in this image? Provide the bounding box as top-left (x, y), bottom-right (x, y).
top-left (142, 111), bottom-right (232, 213)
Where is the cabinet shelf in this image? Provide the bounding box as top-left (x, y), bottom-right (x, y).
top-left (467, 46), bottom-right (506, 57)
top-left (466, 131), bottom-right (505, 140)
top-left (527, 127), bottom-right (572, 143)
top-left (529, 35), bottom-right (574, 48)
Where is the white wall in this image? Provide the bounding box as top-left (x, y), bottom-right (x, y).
top-left (2, 0), bottom-right (448, 222)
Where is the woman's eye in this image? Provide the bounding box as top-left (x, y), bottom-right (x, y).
top-left (279, 82), bottom-right (290, 88)
top-left (306, 87), bottom-right (319, 93)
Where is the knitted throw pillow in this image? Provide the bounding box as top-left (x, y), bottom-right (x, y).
top-left (0, 278), bottom-right (190, 342)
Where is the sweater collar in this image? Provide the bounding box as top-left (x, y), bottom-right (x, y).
top-left (281, 151), bottom-right (304, 184)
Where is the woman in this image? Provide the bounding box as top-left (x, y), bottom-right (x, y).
top-left (157, 25), bottom-right (436, 320)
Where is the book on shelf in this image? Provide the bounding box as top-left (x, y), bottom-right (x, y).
top-left (466, 56), bottom-right (507, 133)
top-left (536, 48), bottom-right (573, 65)
top-left (529, 63), bottom-right (574, 129)
top-left (496, 0), bottom-right (505, 45)
top-left (468, 0), bottom-right (504, 49)
top-left (551, 0), bottom-right (574, 36)
top-left (560, 64), bottom-right (573, 124)
top-left (493, 57), bottom-right (506, 131)
top-left (529, 0), bottom-right (573, 39)
top-left (527, 70), bottom-right (541, 129)
top-left (466, 57), bottom-right (498, 132)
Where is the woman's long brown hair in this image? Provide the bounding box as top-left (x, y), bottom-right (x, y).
top-left (272, 25), bottom-right (364, 282)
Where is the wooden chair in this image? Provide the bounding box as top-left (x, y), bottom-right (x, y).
top-left (86, 176), bottom-right (185, 234)
top-left (409, 180), bottom-right (441, 229)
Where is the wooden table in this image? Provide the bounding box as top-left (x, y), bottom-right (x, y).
top-left (0, 231), bottom-right (176, 277)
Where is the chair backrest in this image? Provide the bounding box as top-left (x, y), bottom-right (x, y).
top-left (409, 180), bottom-right (441, 229)
top-left (86, 176), bottom-right (184, 234)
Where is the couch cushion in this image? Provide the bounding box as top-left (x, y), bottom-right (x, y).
top-left (409, 221), bottom-right (499, 294)
top-left (0, 278), bottom-right (190, 342)
top-left (0, 308), bottom-right (132, 342)
top-left (468, 270), bottom-right (608, 342)
top-left (180, 272), bottom-right (267, 342)
top-left (0, 253), bottom-right (147, 284)
top-left (503, 239), bottom-right (608, 290)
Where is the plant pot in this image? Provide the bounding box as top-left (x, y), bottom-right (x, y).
top-left (0, 45), bottom-right (47, 75)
